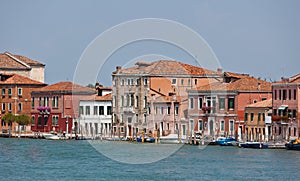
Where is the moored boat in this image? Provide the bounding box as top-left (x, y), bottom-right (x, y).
top-left (215, 137), bottom-right (238, 146)
top-left (43, 133), bottom-right (68, 140)
top-left (285, 139), bottom-right (300, 150)
top-left (239, 142), bottom-right (268, 149)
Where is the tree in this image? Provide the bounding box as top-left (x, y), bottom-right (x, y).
top-left (2, 113), bottom-right (16, 137)
top-left (16, 114), bottom-right (31, 137)
top-left (86, 83), bottom-right (95, 88)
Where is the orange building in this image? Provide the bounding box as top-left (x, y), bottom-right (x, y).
top-left (0, 74), bottom-right (46, 134)
top-left (187, 72), bottom-right (272, 141)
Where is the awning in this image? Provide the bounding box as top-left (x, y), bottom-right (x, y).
top-left (278, 105), bottom-right (288, 110)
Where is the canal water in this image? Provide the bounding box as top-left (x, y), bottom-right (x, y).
top-left (0, 138), bottom-right (299, 181)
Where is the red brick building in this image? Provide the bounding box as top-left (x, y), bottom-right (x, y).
top-left (30, 82), bottom-right (95, 133)
top-left (272, 74), bottom-right (300, 141)
top-left (187, 72), bottom-right (272, 141)
top-left (0, 74), bottom-right (46, 133)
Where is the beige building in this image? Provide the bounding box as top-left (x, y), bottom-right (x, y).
top-left (111, 60), bottom-right (222, 138)
top-left (0, 52), bottom-right (45, 83)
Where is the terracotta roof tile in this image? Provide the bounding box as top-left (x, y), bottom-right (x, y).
top-left (81, 93), bottom-right (112, 101)
top-left (34, 81), bottom-right (95, 94)
top-left (0, 52), bottom-right (44, 69)
top-left (0, 74), bottom-right (45, 85)
top-left (246, 98), bottom-right (272, 108)
top-left (224, 72), bottom-right (249, 79)
top-left (118, 60), bottom-right (220, 76)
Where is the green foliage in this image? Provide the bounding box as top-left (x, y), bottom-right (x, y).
top-left (86, 84), bottom-right (95, 88)
top-left (16, 114), bottom-right (31, 126)
top-left (2, 113), bottom-right (15, 124)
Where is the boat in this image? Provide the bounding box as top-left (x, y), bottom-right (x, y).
top-left (43, 133), bottom-right (68, 140)
top-left (285, 139), bottom-right (300, 150)
top-left (136, 137), bottom-right (155, 143)
top-left (215, 137), bottom-right (238, 146)
top-left (239, 142), bottom-right (268, 149)
top-left (159, 134), bottom-right (186, 144)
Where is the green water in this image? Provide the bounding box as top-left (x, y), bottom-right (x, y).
top-left (0, 138), bottom-right (299, 180)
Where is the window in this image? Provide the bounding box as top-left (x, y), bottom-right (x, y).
top-left (31, 97), bottom-right (35, 109)
top-left (2, 88), bottom-right (5, 95)
top-left (175, 106), bottom-right (179, 115)
top-left (279, 90), bottom-right (282, 100)
top-left (188, 79), bottom-right (191, 85)
top-left (172, 78), bottom-right (177, 85)
top-left (31, 116), bottom-right (35, 125)
top-left (219, 97), bottom-right (225, 110)
top-left (294, 89), bottom-right (297, 100)
top-left (181, 79), bottom-right (184, 85)
top-left (190, 120), bottom-right (194, 132)
top-left (39, 97), bottom-right (42, 106)
top-left (143, 78), bottom-right (148, 85)
top-left (99, 106), bottom-right (104, 115)
top-left (244, 112), bottom-right (248, 122)
top-left (121, 79), bottom-right (124, 86)
top-left (167, 106), bottom-right (171, 115)
top-left (18, 88), bottom-right (22, 96)
top-left (144, 96), bottom-right (147, 108)
top-left (44, 97), bottom-right (49, 107)
top-left (273, 109), bottom-right (277, 116)
top-left (8, 88), bottom-right (12, 96)
top-left (52, 96), bottom-right (59, 108)
top-left (38, 116), bottom-right (42, 125)
top-left (229, 120), bottom-right (234, 132)
top-left (283, 89), bottom-right (287, 100)
top-left (94, 106), bottom-right (98, 115)
top-left (135, 96), bottom-right (139, 107)
top-left (189, 97), bottom-right (194, 109)
top-left (220, 120), bottom-right (225, 131)
top-left (155, 107), bottom-right (158, 114)
top-left (107, 106), bottom-right (112, 115)
top-left (262, 97), bottom-right (267, 101)
top-left (258, 113), bottom-right (261, 122)
top-left (293, 110), bottom-right (297, 118)
top-left (8, 103), bottom-right (12, 112)
top-left (228, 97), bottom-right (235, 110)
top-left (198, 120), bottom-right (203, 131)
top-left (194, 79), bottom-right (197, 85)
top-left (113, 96), bottom-right (116, 107)
top-left (250, 112), bottom-right (254, 121)
top-left (144, 114), bottom-right (147, 123)
top-left (52, 116), bottom-right (58, 125)
top-left (85, 106), bottom-right (90, 115)
top-left (44, 116), bottom-right (48, 125)
top-left (127, 79), bottom-right (130, 86)
top-left (18, 103), bottom-right (22, 112)
top-left (121, 96), bottom-right (124, 107)
top-left (2, 103), bottom-right (5, 111)
top-left (130, 94), bottom-right (134, 106)
top-left (167, 123), bottom-right (170, 130)
top-left (160, 107), bottom-right (164, 114)
top-left (136, 78), bottom-right (140, 86)
top-left (198, 97), bottom-right (203, 109)
top-left (253, 100), bottom-right (257, 104)
top-left (2, 120), bottom-right (5, 126)
top-left (274, 90), bottom-right (277, 100)
top-left (262, 113), bottom-right (265, 121)
top-left (289, 89), bottom-right (292, 100)
top-left (79, 106), bottom-right (84, 115)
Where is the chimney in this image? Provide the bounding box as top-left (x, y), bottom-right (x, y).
top-left (217, 68), bottom-right (222, 74)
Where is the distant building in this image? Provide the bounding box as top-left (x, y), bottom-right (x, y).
top-left (272, 74), bottom-right (300, 141)
top-left (30, 82), bottom-right (95, 133)
top-left (244, 99), bottom-right (272, 142)
top-left (76, 85), bottom-right (112, 138)
top-left (187, 72), bottom-right (272, 141)
top-left (0, 52), bottom-right (45, 83)
top-left (111, 60), bottom-right (222, 139)
top-left (0, 74), bottom-right (46, 133)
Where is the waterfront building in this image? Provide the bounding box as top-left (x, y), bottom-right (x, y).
top-left (272, 74), bottom-right (300, 141)
top-left (187, 72), bottom-right (272, 141)
top-left (111, 60), bottom-right (222, 139)
top-left (0, 52), bottom-right (45, 83)
top-left (244, 99), bottom-right (272, 142)
top-left (30, 81), bottom-right (95, 134)
top-left (0, 74), bottom-right (46, 134)
top-left (76, 85), bottom-right (112, 138)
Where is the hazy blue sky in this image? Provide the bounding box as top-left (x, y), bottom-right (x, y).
top-left (0, 0), bottom-right (299, 86)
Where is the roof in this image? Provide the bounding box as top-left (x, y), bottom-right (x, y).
top-left (153, 95), bottom-right (181, 103)
top-left (32, 81), bottom-right (95, 95)
top-left (0, 74), bottom-right (46, 85)
top-left (80, 93), bottom-right (112, 101)
top-left (191, 76), bottom-right (271, 92)
top-left (224, 72), bottom-right (249, 79)
top-left (273, 73), bottom-right (300, 84)
top-left (0, 52), bottom-right (44, 69)
top-left (246, 98), bottom-right (272, 108)
top-left (115, 60), bottom-right (220, 76)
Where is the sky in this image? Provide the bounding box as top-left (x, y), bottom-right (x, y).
top-left (0, 0), bottom-right (299, 86)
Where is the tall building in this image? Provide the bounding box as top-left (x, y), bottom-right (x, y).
top-left (0, 52), bottom-right (45, 83)
top-left (272, 74), bottom-right (300, 141)
top-left (111, 60), bottom-right (222, 138)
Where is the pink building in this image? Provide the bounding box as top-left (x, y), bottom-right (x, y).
top-left (30, 82), bottom-right (95, 133)
top-left (272, 74), bottom-right (300, 141)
